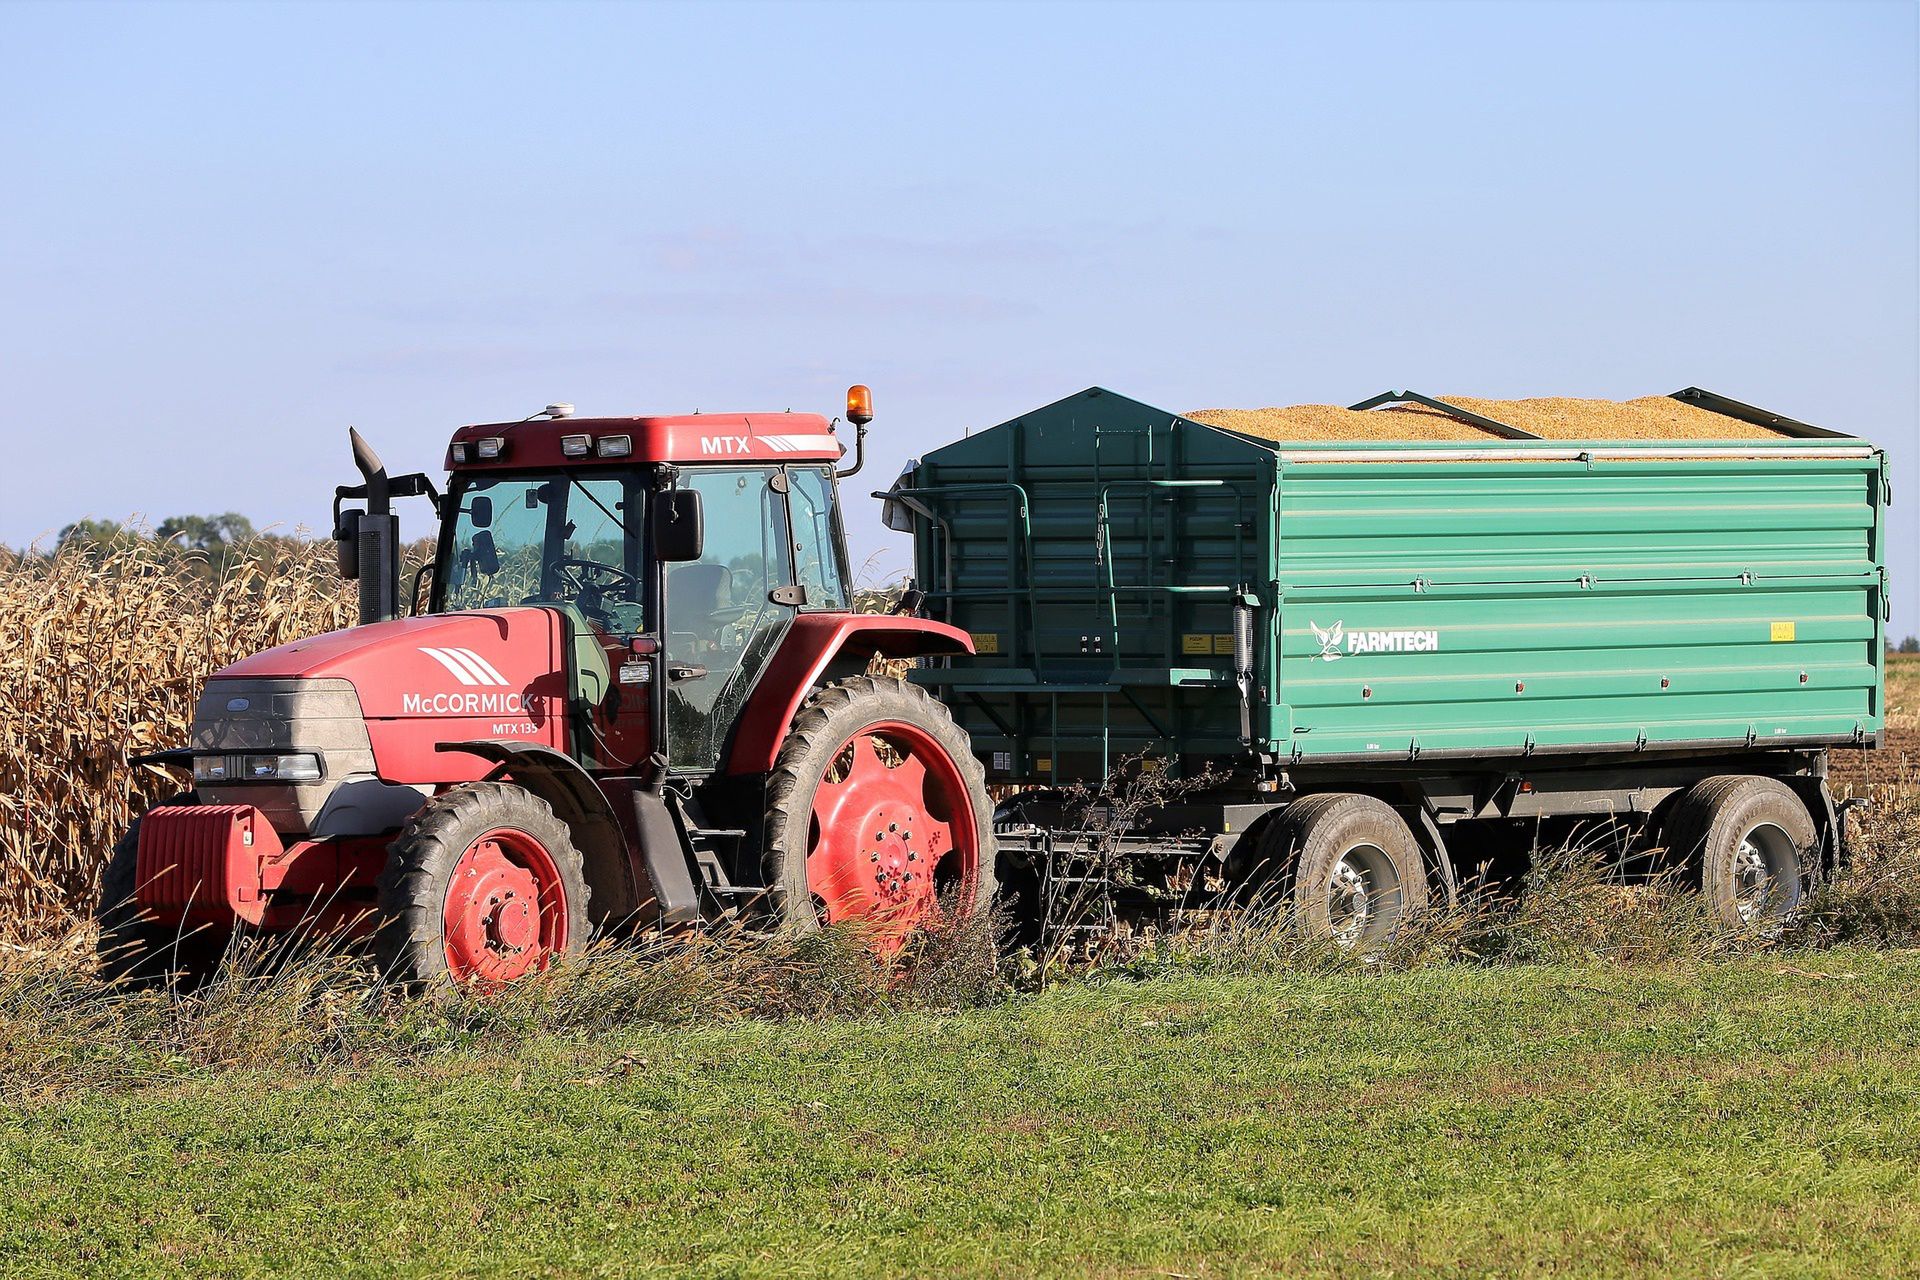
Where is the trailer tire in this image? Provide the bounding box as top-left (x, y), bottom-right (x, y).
top-left (375, 782), bottom-right (590, 986)
top-left (1281, 793), bottom-right (1429, 947)
top-left (95, 803), bottom-right (230, 988)
top-left (1665, 775), bottom-right (1815, 928)
top-left (761, 675), bottom-right (995, 943)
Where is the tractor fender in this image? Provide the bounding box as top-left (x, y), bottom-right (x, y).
top-left (724, 613), bottom-right (974, 776)
top-left (435, 740), bottom-right (639, 924)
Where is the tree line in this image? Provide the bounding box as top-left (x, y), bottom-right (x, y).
top-left (50, 513), bottom-right (300, 578)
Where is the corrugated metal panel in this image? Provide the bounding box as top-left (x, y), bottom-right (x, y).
top-left (1273, 454), bottom-right (1881, 759)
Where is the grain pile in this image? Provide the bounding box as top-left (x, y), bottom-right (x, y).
top-left (1187, 395), bottom-right (1794, 443)
top-left (0, 539), bottom-right (354, 939)
top-left (1184, 404), bottom-right (1490, 441)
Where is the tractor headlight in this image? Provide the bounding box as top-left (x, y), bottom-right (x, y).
top-left (561, 434), bottom-right (592, 458)
top-left (475, 436), bottom-right (507, 460)
top-left (194, 753), bottom-right (324, 784)
top-left (596, 434), bottom-right (632, 458)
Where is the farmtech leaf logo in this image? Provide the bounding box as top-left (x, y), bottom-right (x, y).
top-left (1311, 621), bottom-right (1441, 660)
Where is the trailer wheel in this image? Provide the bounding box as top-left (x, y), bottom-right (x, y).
top-left (1665, 776), bottom-right (1815, 927)
top-left (375, 782), bottom-right (590, 986)
top-left (95, 806), bottom-right (230, 987)
top-left (761, 675), bottom-right (995, 945)
top-left (1280, 793), bottom-right (1429, 947)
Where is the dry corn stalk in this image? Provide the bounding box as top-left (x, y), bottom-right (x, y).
top-left (0, 538), bottom-right (354, 940)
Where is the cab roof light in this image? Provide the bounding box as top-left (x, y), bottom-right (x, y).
top-left (475, 436), bottom-right (508, 460)
top-left (560, 434), bottom-right (592, 458)
top-left (451, 442), bottom-right (469, 463)
top-left (596, 434), bottom-right (633, 458)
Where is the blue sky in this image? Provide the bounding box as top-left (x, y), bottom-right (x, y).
top-left (2, 0), bottom-right (1915, 633)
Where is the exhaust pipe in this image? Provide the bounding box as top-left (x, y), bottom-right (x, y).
top-left (348, 427), bottom-right (401, 625)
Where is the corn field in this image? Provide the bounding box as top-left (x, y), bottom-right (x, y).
top-left (0, 540), bottom-right (354, 941)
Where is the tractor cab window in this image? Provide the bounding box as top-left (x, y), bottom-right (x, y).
top-left (664, 466), bottom-right (796, 770)
top-left (787, 465), bottom-right (848, 610)
top-left (439, 472), bottom-right (644, 635)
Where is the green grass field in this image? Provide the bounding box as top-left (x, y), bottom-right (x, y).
top-left (9, 953), bottom-right (1920, 1278)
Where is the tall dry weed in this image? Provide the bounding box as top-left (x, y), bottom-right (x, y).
top-left (0, 906), bottom-right (1005, 1102)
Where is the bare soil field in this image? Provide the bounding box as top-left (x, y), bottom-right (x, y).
top-left (1831, 653), bottom-right (1918, 797)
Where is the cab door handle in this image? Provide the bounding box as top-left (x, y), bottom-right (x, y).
top-left (667, 663), bottom-right (709, 683)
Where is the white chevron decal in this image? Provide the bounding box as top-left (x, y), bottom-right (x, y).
top-left (421, 646), bottom-right (510, 687)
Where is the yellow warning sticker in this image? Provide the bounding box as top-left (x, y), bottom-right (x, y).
top-left (1770, 621), bottom-right (1796, 642)
top-left (1181, 633), bottom-right (1212, 655)
top-left (1212, 634), bottom-right (1235, 655)
top-left (970, 632), bottom-right (1000, 654)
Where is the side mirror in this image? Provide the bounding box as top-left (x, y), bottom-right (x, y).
top-left (469, 495), bottom-right (493, 529)
top-left (651, 490), bottom-right (704, 562)
top-left (335, 509), bottom-right (362, 580)
top-left (472, 530), bottom-right (500, 576)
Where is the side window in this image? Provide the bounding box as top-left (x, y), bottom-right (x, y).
top-left (666, 467), bottom-right (792, 646)
top-left (664, 466), bottom-right (796, 770)
top-left (788, 466), bottom-right (848, 610)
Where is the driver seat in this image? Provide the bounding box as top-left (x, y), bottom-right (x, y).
top-left (667, 562), bottom-right (731, 641)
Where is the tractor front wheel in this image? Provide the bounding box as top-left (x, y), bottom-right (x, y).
top-left (375, 783), bottom-right (590, 986)
top-left (761, 675), bottom-right (995, 945)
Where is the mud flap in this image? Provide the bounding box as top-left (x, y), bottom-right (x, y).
top-left (632, 788), bottom-right (700, 927)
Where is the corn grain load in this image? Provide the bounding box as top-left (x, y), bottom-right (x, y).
top-left (1187, 395), bottom-right (1791, 443)
top-left (0, 540), bottom-right (354, 939)
top-left (1183, 404), bottom-right (1491, 441)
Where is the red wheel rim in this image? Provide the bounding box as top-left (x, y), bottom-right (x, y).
top-left (442, 826), bottom-right (569, 983)
top-left (806, 719), bottom-right (979, 947)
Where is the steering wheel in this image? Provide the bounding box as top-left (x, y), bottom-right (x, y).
top-left (554, 556), bottom-right (638, 598)
top-left (551, 557), bottom-right (640, 627)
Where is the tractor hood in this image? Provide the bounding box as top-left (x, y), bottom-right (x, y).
top-left (214, 609), bottom-right (566, 724)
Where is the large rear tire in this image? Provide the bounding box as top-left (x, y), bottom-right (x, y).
top-left (760, 675), bottom-right (995, 944)
top-left (95, 805), bottom-right (231, 988)
top-left (375, 782), bottom-right (590, 986)
top-left (1237, 793), bottom-right (1429, 947)
top-left (1665, 775), bottom-right (1815, 928)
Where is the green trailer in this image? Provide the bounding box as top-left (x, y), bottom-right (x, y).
top-left (883, 387), bottom-right (1889, 942)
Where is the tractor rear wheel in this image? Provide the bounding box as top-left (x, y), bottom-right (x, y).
top-left (375, 782), bottom-right (590, 986)
top-left (761, 675), bottom-right (995, 945)
top-left (95, 806), bottom-right (230, 988)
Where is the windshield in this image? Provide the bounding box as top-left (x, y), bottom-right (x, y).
top-left (437, 471), bottom-right (645, 634)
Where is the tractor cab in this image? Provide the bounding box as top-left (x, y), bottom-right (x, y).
top-left (428, 413), bottom-right (853, 775)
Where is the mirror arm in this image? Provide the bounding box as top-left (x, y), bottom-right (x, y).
top-left (388, 472), bottom-right (443, 515)
top-left (409, 560), bottom-right (435, 616)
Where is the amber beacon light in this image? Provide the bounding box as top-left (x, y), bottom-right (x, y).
top-left (846, 384), bottom-right (874, 426)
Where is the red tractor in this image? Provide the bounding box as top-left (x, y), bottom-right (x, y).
top-left (99, 387), bottom-right (995, 984)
